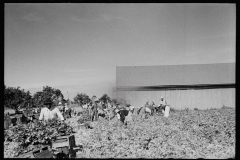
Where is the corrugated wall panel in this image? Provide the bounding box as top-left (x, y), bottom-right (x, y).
top-left (222, 88), bottom-right (235, 107)
top-left (180, 90), bottom-right (186, 109)
top-left (221, 89), bottom-right (226, 107)
top-left (216, 89), bottom-right (222, 108)
top-left (183, 90), bottom-right (188, 108)
top-left (178, 90), bottom-right (184, 109)
top-left (169, 90), bottom-right (174, 108)
top-left (210, 89), bottom-right (215, 108)
top-left (201, 89), bottom-right (206, 109)
top-left (177, 90), bottom-right (182, 109)
top-left (172, 90), bottom-right (178, 109)
top-left (174, 90), bottom-right (178, 108)
top-left (190, 90), bottom-right (196, 109)
top-left (154, 91), bottom-right (159, 105)
top-left (212, 89), bottom-right (218, 108)
top-left (166, 91), bottom-right (171, 106)
top-left (229, 88), bottom-right (234, 107)
top-left (227, 89), bottom-right (232, 107)
top-left (205, 89), bottom-right (211, 108)
top-left (224, 88), bottom-right (231, 107)
top-left (186, 90), bottom-right (191, 108)
top-left (232, 88), bottom-right (235, 107)
top-left (190, 89), bottom-right (195, 108)
top-left (221, 89), bottom-right (225, 107)
top-left (116, 88), bottom-right (235, 110)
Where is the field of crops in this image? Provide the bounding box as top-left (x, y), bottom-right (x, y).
top-left (4, 107), bottom-right (235, 158)
top-left (69, 107), bottom-right (235, 158)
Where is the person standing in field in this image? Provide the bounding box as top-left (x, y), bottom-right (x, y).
top-left (144, 102), bottom-right (152, 116)
top-left (57, 102), bottom-right (64, 112)
top-left (115, 106), bottom-right (133, 126)
top-left (39, 98), bottom-right (64, 122)
top-left (82, 103), bottom-right (88, 109)
top-left (97, 100), bottom-right (105, 118)
top-left (91, 100), bottom-right (98, 121)
top-left (158, 96), bottom-right (170, 117)
top-left (107, 100), bottom-right (112, 110)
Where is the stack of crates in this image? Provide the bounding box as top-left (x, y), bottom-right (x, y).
top-left (52, 134), bottom-right (76, 158)
top-left (18, 146), bottom-right (53, 158)
top-left (7, 114), bottom-right (23, 126)
top-left (23, 108), bottom-right (34, 118)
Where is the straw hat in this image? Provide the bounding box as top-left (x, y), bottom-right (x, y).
top-left (43, 98), bottom-right (52, 105)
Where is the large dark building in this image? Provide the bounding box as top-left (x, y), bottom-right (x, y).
top-left (115, 63), bottom-right (235, 109)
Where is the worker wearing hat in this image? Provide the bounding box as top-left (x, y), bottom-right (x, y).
top-left (158, 96), bottom-right (170, 117)
top-left (39, 98), bottom-right (64, 122)
top-left (58, 102), bottom-right (64, 112)
top-left (91, 99), bottom-right (98, 121)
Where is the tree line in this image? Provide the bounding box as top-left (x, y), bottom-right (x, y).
top-left (4, 84), bottom-right (113, 111)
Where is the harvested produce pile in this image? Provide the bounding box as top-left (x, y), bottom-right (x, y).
top-left (4, 118), bottom-right (73, 158)
top-left (73, 107), bottom-right (235, 158)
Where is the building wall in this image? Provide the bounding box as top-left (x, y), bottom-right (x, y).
top-left (116, 88), bottom-right (235, 110)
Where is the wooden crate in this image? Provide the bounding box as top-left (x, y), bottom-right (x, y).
top-left (18, 146), bottom-right (53, 158)
top-left (23, 109), bottom-right (34, 117)
top-left (9, 114), bottom-right (22, 126)
top-left (52, 134), bottom-right (76, 157)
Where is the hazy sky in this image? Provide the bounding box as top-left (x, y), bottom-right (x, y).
top-left (4, 3), bottom-right (236, 100)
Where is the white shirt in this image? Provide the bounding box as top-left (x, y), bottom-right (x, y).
top-left (98, 108), bottom-right (104, 114)
top-left (129, 106), bottom-right (134, 111)
top-left (145, 107), bottom-right (151, 114)
top-left (83, 104), bottom-right (88, 109)
top-left (125, 111), bottom-right (133, 122)
top-left (39, 107), bottom-right (64, 121)
top-left (159, 99), bottom-right (167, 106)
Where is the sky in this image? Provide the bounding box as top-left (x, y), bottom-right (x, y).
top-left (4, 3), bottom-right (236, 100)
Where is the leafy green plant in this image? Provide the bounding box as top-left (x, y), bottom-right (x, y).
top-left (74, 108), bottom-right (235, 159)
top-left (4, 117), bottom-right (73, 157)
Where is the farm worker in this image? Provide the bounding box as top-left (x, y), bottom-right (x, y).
top-left (97, 100), bottom-right (103, 110)
top-left (68, 107), bottom-right (72, 118)
top-left (137, 107), bottom-right (145, 118)
top-left (115, 109), bottom-right (120, 120)
top-left (91, 100), bottom-right (98, 121)
top-left (115, 108), bottom-right (132, 125)
top-left (159, 96), bottom-right (167, 108)
top-left (97, 108), bottom-right (105, 118)
top-left (65, 102), bottom-right (69, 111)
top-left (116, 103), bottom-right (121, 110)
top-left (58, 102), bottom-right (64, 111)
top-left (129, 105), bottom-right (135, 114)
top-left (83, 103), bottom-right (88, 109)
top-left (158, 96), bottom-right (170, 117)
top-left (148, 101), bottom-right (156, 115)
top-left (145, 106), bottom-right (152, 115)
top-left (39, 98), bottom-right (64, 122)
top-left (107, 100), bottom-right (112, 110)
top-left (145, 102), bottom-right (152, 115)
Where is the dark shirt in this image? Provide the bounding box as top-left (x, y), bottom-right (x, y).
top-left (117, 109), bottom-right (129, 124)
top-left (117, 109), bottom-right (129, 117)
